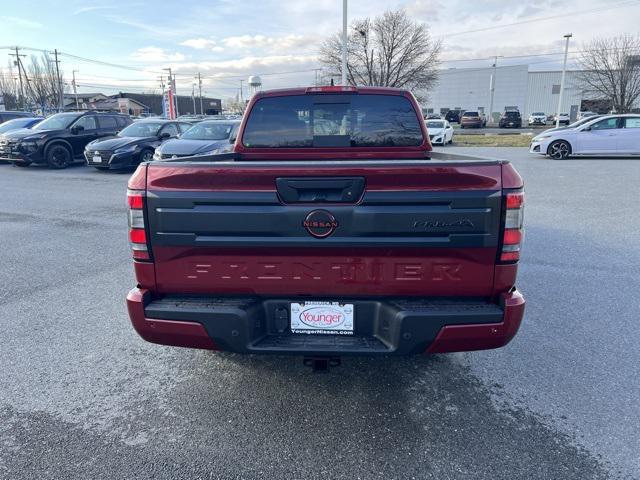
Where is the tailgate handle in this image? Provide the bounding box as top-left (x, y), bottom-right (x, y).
top-left (276, 177), bottom-right (365, 203)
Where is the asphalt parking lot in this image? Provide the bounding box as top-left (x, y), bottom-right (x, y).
top-left (1, 149), bottom-right (639, 480)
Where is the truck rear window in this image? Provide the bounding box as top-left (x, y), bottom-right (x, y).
top-left (242, 94), bottom-right (424, 148)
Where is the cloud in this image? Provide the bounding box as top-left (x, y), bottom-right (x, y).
top-left (404, 0), bottom-right (443, 21)
top-left (0, 16), bottom-right (43, 29)
top-left (106, 15), bottom-right (180, 38)
top-left (172, 54), bottom-right (318, 75)
top-left (179, 38), bottom-right (224, 52)
top-left (221, 34), bottom-right (318, 53)
top-left (130, 47), bottom-right (185, 63)
top-left (72, 5), bottom-right (117, 15)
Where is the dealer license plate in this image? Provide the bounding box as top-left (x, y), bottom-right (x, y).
top-left (93, 155), bottom-right (102, 163)
top-left (290, 301), bottom-right (354, 335)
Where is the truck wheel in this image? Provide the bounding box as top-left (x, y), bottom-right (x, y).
top-left (46, 144), bottom-right (72, 169)
top-left (548, 140), bottom-right (571, 160)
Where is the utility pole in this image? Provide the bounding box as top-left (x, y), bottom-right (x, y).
top-left (197, 72), bottom-right (203, 115)
top-left (173, 73), bottom-right (179, 117)
top-left (52, 49), bottom-right (63, 112)
top-left (72, 70), bottom-right (79, 111)
top-left (488, 55), bottom-right (502, 126)
top-left (239, 79), bottom-right (244, 104)
top-left (191, 83), bottom-right (196, 114)
top-left (556, 33), bottom-right (573, 128)
top-left (342, 0), bottom-right (348, 86)
top-left (9, 47), bottom-right (26, 110)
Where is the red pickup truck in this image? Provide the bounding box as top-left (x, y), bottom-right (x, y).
top-left (126, 86), bottom-right (525, 365)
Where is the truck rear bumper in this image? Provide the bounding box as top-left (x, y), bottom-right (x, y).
top-left (126, 289), bottom-right (525, 356)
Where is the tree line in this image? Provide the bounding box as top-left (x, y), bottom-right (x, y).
top-left (0, 53), bottom-right (64, 112)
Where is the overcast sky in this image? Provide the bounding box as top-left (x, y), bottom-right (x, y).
top-left (1, 0), bottom-right (639, 100)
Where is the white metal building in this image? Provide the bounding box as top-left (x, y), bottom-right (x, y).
top-left (526, 70), bottom-right (583, 119)
top-left (422, 65), bottom-right (586, 121)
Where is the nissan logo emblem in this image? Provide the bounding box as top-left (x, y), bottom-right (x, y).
top-left (303, 210), bottom-right (338, 238)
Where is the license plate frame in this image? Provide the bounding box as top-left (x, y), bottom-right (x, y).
top-left (290, 301), bottom-right (354, 335)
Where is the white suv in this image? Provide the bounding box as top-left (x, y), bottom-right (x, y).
top-left (528, 112), bottom-right (547, 126)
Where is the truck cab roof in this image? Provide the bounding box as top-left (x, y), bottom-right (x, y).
top-left (252, 86), bottom-right (413, 98)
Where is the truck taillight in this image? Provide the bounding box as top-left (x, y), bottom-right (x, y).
top-left (501, 190), bottom-right (524, 263)
top-left (127, 189), bottom-right (150, 261)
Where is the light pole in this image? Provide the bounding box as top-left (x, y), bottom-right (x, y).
top-left (72, 70), bottom-right (79, 111)
top-left (191, 83), bottom-right (196, 114)
top-left (556, 33), bottom-right (572, 128)
top-left (341, 0), bottom-right (348, 85)
top-left (487, 56), bottom-right (502, 126)
top-left (196, 72), bottom-right (203, 115)
top-left (163, 67), bottom-right (178, 118)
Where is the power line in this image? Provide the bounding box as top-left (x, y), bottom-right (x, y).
top-left (58, 51), bottom-right (163, 74)
top-left (51, 49), bottom-right (63, 111)
top-left (8, 47), bottom-right (27, 109)
top-left (442, 46), bottom-right (640, 64)
top-left (435, 0), bottom-right (640, 38)
top-left (4, 41), bottom-right (638, 101)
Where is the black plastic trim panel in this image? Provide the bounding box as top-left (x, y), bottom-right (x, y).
top-left (144, 295), bottom-right (504, 356)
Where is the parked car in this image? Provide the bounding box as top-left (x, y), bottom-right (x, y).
top-left (126, 86), bottom-right (526, 368)
top-left (555, 113), bottom-right (571, 125)
top-left (85, 119), bottom-right (191, 170)
top-left (426, 119), bottom-right (454, 145)
top-left (536, 115), bottom-right (604, 136)
top-left (460, 111), bottom-right (484, 128)
top-left (177, 114), bottom-right (209, 123)
top-left (444, 110), bottom-right (460, 123)
top-left (529, 114), bottom-right (640, 159)
top-left (0, 117), bottom-right (42, 134)
top-left (0, 110), bottom-right (32, 124)
top-left (425, 113), bottom-right (441, 120)
top-left (528, 112), bottom-right (547, 126)
top-left (0, 111), bottom-right (132, 168)
top-left (0, 117), bottom-right (43, 163)
top-left (153, 120), bottom-right (240, 160)
top-left (578, 111), bottom-right (597, 120)
top-left (499, 110), bottom-right (522, 128)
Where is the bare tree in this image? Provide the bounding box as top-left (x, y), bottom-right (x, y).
top-left (0, 54), bottom-right (64, 111)
top-left (577, 35), bottom-right (640, 113)
top-left (26, 54), bottom-right (64, 110)
top-left (0, 64), bottom-right (20, 110)
top-left (320, 9), bottom-right (441, 99)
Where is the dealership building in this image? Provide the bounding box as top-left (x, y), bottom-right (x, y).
top-left (421, 65), bottom-right (587, 122)
top-left (63, 92), bottom-right (222, 116)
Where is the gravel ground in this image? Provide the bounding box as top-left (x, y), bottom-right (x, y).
top-left (0, 150), bottom-right (638, 480)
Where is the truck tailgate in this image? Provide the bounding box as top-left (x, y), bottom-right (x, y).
top-left (145, 161), bottom-right (503, 297)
